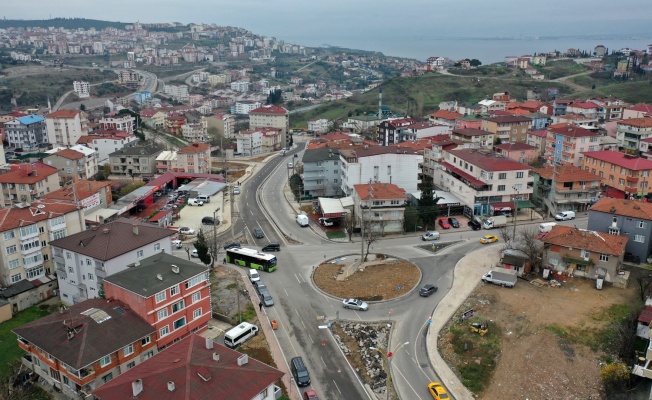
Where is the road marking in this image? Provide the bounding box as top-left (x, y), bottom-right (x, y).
top-left (326, 329), bottom-right (372, 399)
top-left (284, 289), bottom-right (289, 296)
top-left (414, 324), bottom-right (435, 381)
top-left (294, 273), bottom-right (301, 283)
top-left (333, 380), bottom-right (342, 395)
top-left (394, 366), bottom-right (423, 399)
top-left (308, 333), bottom-right (314, 343)
top-left (301, 320), bottom-right (306, 329)
top-left (353, 310), bottom-right (362, 320)
top-left (295, 309), bottom-right (300, 318)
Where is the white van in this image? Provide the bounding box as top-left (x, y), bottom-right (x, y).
top-left (197, 195), bottom-right (210, 203)
top-left (296, 214), bottom-right (309, 227)
top-left (539, 222), bottom-right (557, 233)
top-left (555, 211), bottom-right (576, 221)
top-left (248, 269), bottom-right (260, 283)
top-left (224, 322), bottom-right (259, 348)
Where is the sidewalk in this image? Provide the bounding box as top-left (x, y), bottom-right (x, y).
top-left (425, 244), bottom-right (501, 400)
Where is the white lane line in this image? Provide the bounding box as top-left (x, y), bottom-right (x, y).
top-left (308, 333), bottom-right (314, 344)
top-left (294, 273), bottom-right (301, 284)
top-left (284, 289), bottom-right (289, 296)
top-left (295, 309), bottom-right (300, 318)
top-left (320, 356), bottom-right (327, 368)
top-left (301, 320), bottom-right (306, 329)
top-left (394, 366), bottom-right (423, 399)
top-left (326, 330), bottom-right (372, 399)
top-left (333, 380), bottom-right (342, 395)
top-left (414, 323), bottom-right (435, 381)
top-left (353, 310), bottom-right (362, 321)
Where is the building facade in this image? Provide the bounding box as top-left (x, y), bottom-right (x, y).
top-left (353, 183), bottom-right (407, 234)
top-left (616, 118), bottom-right (652, 151)
top-left (176, 143), bottom-right (211, 174)
top-left (46, 110), bottom-right (90, 147)
top-left (5, 115), bottom-right (49, 150)
top-left (534, 164), bottom-right (602, 217)
top-left (582, 151), bottom-right (652, 199)
top-left (0, 163), bottom-right (60, 207)
top-left (481, 116), bottom-right (531, 143)
top-left (545, 123), bottom-right (601, 167)
top-left (450, 128), bottom-right (494, 148)
top-left (302, 148), bottom-right (343, 197)
top-left (108, 144), bottom-right (164, 178)
top-left (236, 130), bottom-right (263, 156)
top-left (99, 115), bottom-right (136, 134)
top-left (75, 130), bottom-right (139, 165)
top-left (249, 105), bottom-right (290, 148)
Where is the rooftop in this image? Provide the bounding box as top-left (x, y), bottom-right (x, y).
top-left (483, 115), bottom-right (531, 124)
top-left (569, 101), bottom-right (601, 109)
top-left (46, 109), bottom-right (85, 119)
top-left (589, 198), bottom-right (652, 220)
top-left (108, 144), bottom-right (164, 157)
top-left (47, 148), bottom-right (85, 160)
top-left (617, 118), bottom-right (652, 128)
top-left (14, 115), bottom-right (46, 125)
top-left (178, 143), bottom-right (210, 154)
top-left (494, 142), bottom-right (539, 151)
top-left (302, 147), bottom-right (341, 163)
top-left (543, 226), bottom-right (628, 256)
top-left (430, 109), bottom-right (463, 120)
top-left (548, 123), bottom-right (599, 137)
top-left (582, 151), bottom-right (652, 170)
top-left (249, 104), bottom-right (288, 115)
top-left (0, 200), bottom-right (79, 233)
top-left (42, 180), bottom-right (112, 202)
top-left (627, 103), bottom-right (652, 114)
top-left (0, 162), bottom-right (59, 184)
top-left (446, 148), bottom-right (531, 171)
top-left (452, 128), bottom-right (490, 138)
top-left (353, 183), bottom-right (406, 201)
top-left (534, 164), bottom-right (601, 182)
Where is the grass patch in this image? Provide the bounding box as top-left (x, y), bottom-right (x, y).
top-left (237, 304), bottom-right (257, 323)
top-left (226, 283), bottom-right (237, 290)
top-left (326, 230), bottom-right (346, 239)
top-left (536, 59), bottom-right (588, 80)
top-left (0, 305), bottom-right (52, 378)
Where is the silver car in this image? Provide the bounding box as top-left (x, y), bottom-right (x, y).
top-left (342, 298), bottom-right (368, 311)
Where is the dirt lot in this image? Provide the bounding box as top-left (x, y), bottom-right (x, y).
top-left (314, 257), bottom-right (420, 301)
top-left (439, 276), bottom-right (640, 399)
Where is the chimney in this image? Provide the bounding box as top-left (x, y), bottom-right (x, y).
top-left (157, 273), bottom-right (163, 281)
top-left (172, 265), bottom-right (179, 274)
top-left (132, 379), bottom-right (143, 397)
top-left (205, 337), bottom-right (214, 350)
top-left (213, 352), bottom-right (220, 362)
top-left (102, 228), bottom-right (110, 234)
top-left (167, 381), bottom-right (175, 392)
top-left (237, 354), bottom-right (249, 366)
top-left (133, 224), bottom-right (139, 235)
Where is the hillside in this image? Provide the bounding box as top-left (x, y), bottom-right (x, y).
top-left (0, 18), bottom-right (130, 30)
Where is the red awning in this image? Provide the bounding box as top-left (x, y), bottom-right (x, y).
top-left (490, 202), bottom-right (514, 211)
top-left (440, 162), bottom-right (487, 187)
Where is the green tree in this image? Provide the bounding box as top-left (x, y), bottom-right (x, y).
top-left (289, 173), bottom-right (303, 201)
top-left (418, 176), bottom-right (442, 230)
top-left (403, 206), bottom-right (421, 232)
top-left (470, 59), bottom-right (482, 67)
top-left (194, 229), bottom-right (212, 266)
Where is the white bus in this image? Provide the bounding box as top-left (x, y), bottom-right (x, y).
top-left (224, 322), bottom-right (259, 348)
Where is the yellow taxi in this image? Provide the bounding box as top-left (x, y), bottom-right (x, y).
top-left (428, 382), bottom-right (449, 399)
top-left (480, 234), bottom-right (499, 244)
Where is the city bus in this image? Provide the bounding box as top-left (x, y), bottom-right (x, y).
top-left (225, 247), bottom-right (277, 272)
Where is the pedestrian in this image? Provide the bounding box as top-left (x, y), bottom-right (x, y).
top-left (259, 301), bottom-right (263, 311)
top-left (223, 257), bottom-right (226, 264)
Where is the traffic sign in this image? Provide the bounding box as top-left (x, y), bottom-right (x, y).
top-left (387, 351), bottom-right (393, 358)
top-left (397, 285), bottom-right (402, 291)
top-left (427, 318), bottom-right (432, 325)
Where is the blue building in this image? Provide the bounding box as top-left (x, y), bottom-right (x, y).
top-left (4, 115), bottom-right (48, 150)
top-left (134, 91), bottom-right (152, 105)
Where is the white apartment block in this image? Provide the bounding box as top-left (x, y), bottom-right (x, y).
top-left (73, 81), bottom-right (90, 98)
top-left (233, 101), bottom-right (262, 115)
top-left (76, 131), bottom-right (138, 165)
top-left (249, 105), bottom-right (290, 148)
top-left (181, 122), bottom-right (208, 142)
top-left (236, 130), bottom-right (263, 156)
top-left (308, 119), bottom-right (330, 134)
top-left (230, 81), bottom-right (250, 92)
top-left (45, 110), bottom-right (90, 147)
top-left (163, 84), bottom-right (189, 100)
top-left (99, 115), bottom-right (136, 134)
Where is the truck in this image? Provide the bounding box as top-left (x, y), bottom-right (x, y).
top-left (296, 214), bottom-right (309, 227)
top-left (482, 267), bottom-right (517, 288)
top-left (539, 222), bottom-right (557, 233)
top-left (483, 215), bottom-right (507, 229)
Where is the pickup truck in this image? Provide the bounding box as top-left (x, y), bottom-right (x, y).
top-left (482, 268), bottom-right (517, 288)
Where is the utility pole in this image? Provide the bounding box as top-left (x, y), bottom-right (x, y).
top-left (361, 179), bottom-right (373, 262)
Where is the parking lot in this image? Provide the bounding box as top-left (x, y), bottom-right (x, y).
top-left (174, 191), bottom-right (228, 241)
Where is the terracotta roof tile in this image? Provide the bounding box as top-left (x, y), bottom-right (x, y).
top-left (582, 151), bottom-right (652, 170)
top-left (354, 183), bottom-right (406, 200)
top-left (534, 164), bottom-right (601, 182)
top-left (50, 148), bottom-right (85, 160)
top-left (42, 180), bottom-right (111, 202)
top-left (452, 128), bottom-right (490, 137)
top-left (46, 110), bottom-right (84, 119)
top-left (543, 226), bottom-right (628, 256)
top-left (495, 142), bottom-right (538, 151)
top-left (0, 163), bottom-right (59, 184)
top-left (430, 110), bottom-right (463, 120)
top-left (0, 200), bottom-right (79, 232)
top-left (249, 104), bottom-right (289, 115)
top-left (177, 143), bottom-right (210, 154)
top-left (447, 148), bottom-right (531, 172)
top-left (617, 118), bottom-right (652, 128)
top-left (589, 198), bottom-right (652, 220)
top-left (548, 123), bottom-right (599, 137)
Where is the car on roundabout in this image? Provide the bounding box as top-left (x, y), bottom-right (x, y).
top-left (427, 381), bottom-right (449, 399)
top-left (419, 284), bottom-right (438, 297)
top-left (191, 249), bottom-right (199, 258)
top-left (480, 234), bottom-right (499, 244)
top-left (179, 227), bottom-right (195, 235)
top-left (342, 298), bottom-right (368, 311)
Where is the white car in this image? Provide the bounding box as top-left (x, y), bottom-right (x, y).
top-left (191, 249), bottom-right (199, 258)
top-left (233, 186), bottom-right (240, 195)
top-left (342, 298), bottom-right (369, 311)
top-left (319, 218), bottom-right (334, 227)
top-left (179, 227), bottom-right (195, 235)
top-left (188, 198), bottom-right (204, 206)
top-left (171, 239), bottom-right (182, 248)
top-left (287, 162), bottom-right (294, 168)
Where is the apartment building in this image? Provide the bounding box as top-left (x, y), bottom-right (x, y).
top-left (99, 115), bottom-right (136, 134)
top-left (494, 142), bottom-right (539, 164)
top-left (553, 113), bottom-right (599, 130)
top-left (591, 98), bottom-right (628, 121)
top-left (450, 128), bottom-right (494, 148)
top-left (176, 143), bottom-right (211, 174)
top-left (616, 118), bottom-right (652, 150)
top-left (582, 151), bottom-right (652, 199)
top-left (565, 101), bottom-right (602, 119)
top-left (233, 100), bottom-right (262, 115)
top-left (624, 104), bottom-right (652, 119)
top-left (46, 110), bottom-right (90, 147)
top-left (526, 130), bottom-right (548, 156)
top-left (103, 252), bottom-right (211, 349)
top-left (73, 80), bottom-right (90, 98)
top-left (5, 115), bottom-right (49, 150)
top-left (544, 123), bottom-right (601, 167)
top-left (249, 104), bottom-right (290, 148)
top-left (92, 335), bottom-right (283, 400)
top-left (481, 115), bottom-right (531, 143)
top-left (429, 110), bottom-right (463, 127)
top-left (42, 180), bottom-right (112, 218)
top-left (75, 130), bottom-right (139, 164)
top-left (139, 109), bottom-right (166, 129)
top-left (353, 183), bottom-right (407, 234)
top-left (302, 148), bottom-right (343, 197)
top-left (118, 69), bottom-right (141, 89)
top-left (0, 163), bottom-right (60, 207)
top-left (0, 199), bottom-right (83, 288)
top-left (342, 115), bottom-right (382, 133)
top-left (236, 130), bottom-right (263, 156)
top-left (14, 298), bottom-right (157, 399)
top-left (108, 144), bottom-right (164, 178)
top-left (43, 147), bottom-right (99, 182)
top-left (181, 121), bottom-right (208, 142)
top-left (163, 84), bottom-right (189, 101)
top-left (204, 113), bottom-right (236, 138)
top-left (50, 219), bottom-right (175, 305)
top-left (434, 148), bottom-right (533, 216)
top-left (534, 164), bottom-right (602, 216)
top-left (340, 146), bottom-right (423, 195)
top-left (230, 81), bottom-right (250, 92)
top-left (308, 118), bottom-right (330, 134)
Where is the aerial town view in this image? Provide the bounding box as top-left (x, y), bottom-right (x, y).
top-left (1, 3), bottom-right (652, 400)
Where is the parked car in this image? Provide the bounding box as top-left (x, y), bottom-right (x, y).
top-left (233, 186), bottom-right (240, 195)
top-left (253, 228), bottom-right (265, 238)
top-left (427, 382), bottom-right (449, 400)
top-left (419, 284), bottom-right (438, 297)
top-left (342, 298), bottom-right (369, 311)
top-left (422, 231), bottom-right (440, 241)
top-left (468, 219), bottom-right (482, 231)
top-left (303, 390), bottom-right (319, 400)
top-left (202, 216), bottom-right (218, 225)
top-left (188, 198), bottom-right (204, 206)
top-left (224, 242), bottom-right (241, 250)
top-left (191, 249), bottom-right (199, 258)
top-left (480, 234), bottom-right (499, 244)
top-left (555, 211), bottom-right (576, 221)
top-left (319, 218), bottom-right (334, 227)
top-left (447, 217), bottom-right (460, 228)
top-left (255, 281), bottom-right (267, 295)
top-left (536, 231), bottom-right (548, 240)
top-left (179, 227), bottom-right (195, 235)
top-left (258, 288), bottom-right (274, 307)
top-left (438, 218), bottom-right (451, 229)
top-left (171, 239), bottom-right (182, 249)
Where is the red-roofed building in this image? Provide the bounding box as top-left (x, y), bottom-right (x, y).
top-left (590, 98), bottom-right (628, 121)
top-left (495, 142), bottom-right (539, 164)
top-left (176, 143), bottom-right (211, 174)
top-left (435, 148), bottom-right (533, 214)
top-left (165, 114), bottom-right (187, 136)
top-left (582, 151), bottom-right (652, 198)
top-left (0, 162), bottom-right (60, 207)
top-left (42, 179), bottom-right (112, 213)
top-left (140, 109), bottom-right (166, 128)
top-left (450, 128), bottom-right (494, 148)
top-left (481, 115), bottom-right (531, 143)
top-left (617, 118), bottom-right (652, 150)
top-left (76, 129), bottom-right (139, 164)
top-left (353, 183), bottom-right (407, 234)
top-left (249, 105), bottom-right (290, 148)
top-left (45, 109), bottom-right (89, 147)
top-left (92, 334), bottom-right (284, 400)
top-left (624, 103), bottom-right (652, 120)
top-left (99, 114), bottom-right (136, 134)
top-left (534, 165), bottom-right (602, 216)
top-left (527, 130), bottom-right (548, 156)
top-left (566, 102), bottom-right (602, 119)
top-left (429, 109), bottom-right (463, 126)
top-left (545, 123), bottom-right (601, 167)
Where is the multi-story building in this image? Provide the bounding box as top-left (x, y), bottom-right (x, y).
top-left (565, 101), bottom-right (602, 119)
top-left (340, 146), bottom-right (423, 196)
top-left (181, 121), bottom-right (208, 142)
top-left (99, 115), bottom-right (136, 134)
top-left (5, 115), bottom-right (48, 150)
top-left (75, 130), bottom-right (139, 165)
top-left (42, 179), bottom-right (112, 218)
top-left (302, 148), bottom-right (343, 197)
top-left (342, 115), bottom-right (382, 134)
top-left (494, 142), bottom-right (539, 164)
top-left (155, 151), bottom-right (177, 174)
top-left (108, 144), bottom-right (164, 178)
top-left (623, 103), bottom-right (652, 120)
top-left (233, 100), bottom-right (262, 115)
top-left (236, 130), bottom-right (263, 156)
top-left (429, 110), bottom-right (463, 127)
top-left (534, 164), bottom-right (602, 216)
top-left (176, 143), bottom-right (211, 174)
top-left (543, 225), bottom-right (628, 283)
top-left (544, 123), bottom-right (601, 167)
top-left (204, 113), bottom-right (236, 138)
top-left (526, 130), bottom-right (548, 156)
top-left (616, 118), bottom-right (652, 150)
top-left (377, 118), bottom-right (415, 146)
top-left (582, 151), bottom-right (652, 199)
top-left (50, 219), bottom-right (175, 305)
top-left (450, 128), bottom-right (494, 148)
top-left (587, 198), bottom-right (652, 263)
top-left (230, 81), bottom-right (250, 92)
top-left (481, 115), bottom-right (531, 143)
top-left (118, 69), bottom-right (141, 89)
top-left (249, 104), bottom-right (290, 148)
top-left (308, 118), bottom-right (330, 134)
top-left (73, 80), bottom-right (90, 98)
top-left (43, 147), bottom-right (99, 182)
top-left (553, 113), bottom-right (599, 130)
top-left (163, 84), bottom-right (189, 101)
top-left (0, 163), bottom-right (60, 207)
top-left (0, 199), bottom-right (83, 288)
top-left (14, 298), bottom-right (157, 399)
top-left (46, 110), bottom-right (90, 147)
top-left (353, 183), bottom-right (407, 234)
top-left (434, 148), bottom-right (533, 216)
top-left (103, 252), bottom-right (211, 349)
top-left (139, 109), bottom-right (166, 129)
top-left (92, 335), bottom-right (283, 400)
top-left (590, 98), bottom-right (628, 121)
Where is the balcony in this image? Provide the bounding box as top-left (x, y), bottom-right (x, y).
top-left (626, 176), bottom-right (639, 183)
top-left (21, 354), bottom-right (33, 370)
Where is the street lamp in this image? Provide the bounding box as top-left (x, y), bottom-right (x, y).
top-left (370, 341), bottom-right (409, 400)
top-left (512, 186), bottom-right (519, 243)
top-left (213, 207), bottom-right (220, 268)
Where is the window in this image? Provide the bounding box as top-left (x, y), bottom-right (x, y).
top-left (68, 266), bottom-right (74, 273)
top-left (170, 285), bottom-right (180, 296)
top-left (619, 179), bottom-right (625, 185)
top-left (101, 373), bottom-right (113, 383)
top-left (88, 273), bottom-right (94, 281)
top-left (172, 300), bottom-right (185, 313)
top-left (26, 266), bottom-right (44, 279)
top-left (635, 235), bottom-right (645, 243)
top-left (621, 167), bottom-right (626, 174)
top-left (193, 308), bottom-right (202, 320)
top-left (497, 185), bottom-right (506, 191)
top-left (123, 344), bottom-right (134, 357)
top-left (66, 252), bottom-right (71, 259)
top-left (173, 317), bottom-right (186, 330)
top-left (100, 355), bottom-right (111, 367)
top-left (127, 361), bottom-right (136, 369)
top-left (185, 275), bottom-right (205, 289)
top-left (19, 224), bottom-right (38, 237)
top-left (599, 254), bottom-right (609, 262)
top-left (387, 166), bottom-right (391, 175)
top-left (137, 250), bottom-right (144, 259)
top-left (516, 172), bottom-right (524, 178)
top-left (159, 326), bottom-right (170, 337)
top-left (6, 245), bottom-right (17, 255)
top-left (3, 231), bottom-right (14, 240)
top-left (192, 292), bottom-right (201, 303)
top-left (8, 260), bottom-right (20, 269)
top-left (154, 243), bottom-right (160, 251)
top-left (157, 308), bottom-right (169, 321)
top-left (155, 291), bottom-right (166, 303)
top-left (638, 221), bottom-right (647, 229)
top-left (11, 273), bottom-right (22, 283)
top-left (50, 216), bottom-right (65, 226)
top-left (499, 173), bottom-right (507, 179)
top-left (86, 258), bottom-right (92, 266)
top-left (141, 336), bottom-right (151, 346)
top-left (611, 164), bottom-right (615, 171)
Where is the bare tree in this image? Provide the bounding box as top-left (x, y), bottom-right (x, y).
top-left (344, 212), bottom-right (358, 242)
top-left (497, 226), bottom-right (513, 248)
top-left (514, 226), bottom-right (544, 272)
top-left (203, 228), bottom-right (228, 267)
top-left (362, 217), bottom-right (386, 261)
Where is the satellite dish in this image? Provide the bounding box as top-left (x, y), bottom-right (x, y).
top-left (37, 205), bottom-right (46, 209)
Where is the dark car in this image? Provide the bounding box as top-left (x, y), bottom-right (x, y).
top-left (262, 243), bottom-right (280, 252)
top-left (224, 242), bottom-right (241, 250)
top-left (419, 284), bottom-right (438, 297)
top-left (447, 217), bottom-right (460, 228)
top-left (253, 228), bottom-right (265, 238)
top-left (254, 281), bottom-right (267, 295)
top-left (258, 288), bottom-right (274, 306)
top-left (468, 219), bottom-right (482, 231)
top-left (202, 216), bottom-right (218, 225)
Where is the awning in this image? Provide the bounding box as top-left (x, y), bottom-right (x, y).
top-left (440, 162), bottom-right (486, 187)
top-left (490, 202), bottom-right (514, 212)
top-left (515, 200), bottom-right (536, 209)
